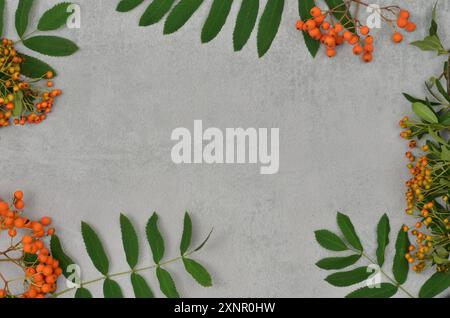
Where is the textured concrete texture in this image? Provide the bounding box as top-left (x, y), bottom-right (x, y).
top-left (1, 0), bottom-right (449, 298)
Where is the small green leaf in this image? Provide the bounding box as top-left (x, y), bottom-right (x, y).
top-left (392, 227), bottom-right (410, 285)
top-left (376, 214), bottom-right (390, 267)
top-left (139, 0), bottom-right (176, 26)
top-left (233, 0), bottom-right (259, 52)
top-left (23, 253), bottom-right (38, 267)
top-left (337, 212), bottom-right (363, 251)
top-left (16, 0), bottom-right (34, 38)
top-left (429, 127), bottom-right (447, 145)
top-left (325, 267), bottom-right (371, 287)
top-left (120, 214), bottom-right (139, 269)
top-left (256, 0), bottom-right (285, 57)
top-left (298, 0), bottom-right (320, 57)
top-left (324, 0), bottom-right (354, 32)
top-left (201, 0), bottom-right (233, 43)
top-left (315, 230), bottom-right (348, 251)
top-left (131, 273), bottom-right (154, 298)
top-left (75, 288), bottom-right (92, 298)
top-left (20, 54), bottom-right (57, 79)
top-left (346, 283), bottom-right (398, 298)
top-left (440, 146), bottom-right (450, 161)
top-left (180, 212), bottom-right (192, 255)
top-left (411, 35), bottom-right (445, 54)
top-left (435, 78), bottom-right (450, 103)
top-left (429, 2), bottom-right (438, 36)
top-left (50, 235), bottom-right (76, 279)
top-left (0, 0), bottom-right (5, 37)
top-left (439, 111), bottom-right (450, 126)
top-left (81, 222), bottom-right (109, 275)
top-left (412, 102), bottom-right (438, 124)
top-left (183, 258), bottom-right (212, 287)
top-left (103, 278), bottom-right (124, 298)
top-left (419, 272), bottom-right (450, 298)
top-left (156, 267), bottom-right (180, 298)
top-left (402, 93), bottom-right (440, 106)
top-left (24, 36), bottom-right (79, 57)
top-left (117, 0), bottom-right (145, 12)
top-left (38, 2), bottom-right (73, 31)
top-left (315, 254), bottom-right (361, 270)
top-left (12, 91), bottom-right (24, 118)
top-left (163, 0), bottom-right (204, 35)
top-left (146, 212), bottom-right (165, 264)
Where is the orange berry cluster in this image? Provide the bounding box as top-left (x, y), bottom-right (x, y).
top-left (0, 191), bottom-right (61, 298)
top-left (399, 117), bottom-right (450, 273)
top-left (0, 38), bottom-right (62, 128)
top-left (295, 6), bottom-right (416, 62)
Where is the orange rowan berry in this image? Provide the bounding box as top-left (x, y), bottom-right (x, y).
top-left (397, 18), bottom-right (408, 28)
top-left (28, 289), bottom-right (38, 298)
top-left (46, 71), bottom-right (54, 79)
top-left (23, 243), bottom-right (33, 253)
top-left (8, 228), bottom-right (16, 237)
top-left (42, 265), bottom-right (53, 276)
top-left (14, 217), bottom-right (25, 228)
top-left (41, 216), bottom-right (52, 226)
top-left (360, 26), bottom-right (370, 35)
top-left (32, 222), bottom-right (43, 232)
top-left (304, 19), bottom-right (316, 31)
top-left (14, 190), bottom-right (23, 200)
top-left (25, 267), bottom-right (36, 277)
top-left (314, 15), bottom-right (325, 25)
top-left (362, 53), bottom-right (373, 63)
top-left (309, 28), bottom-right (321, 40)
top-left (0, 289), bottom-right (6, 298)
top-left (349, 35), bottom-right (359, 45)
top-left (334, 23), bottom-right (344, 33)
top-left (41, 284), bottom-right (51, 294)
top-left (14, 199), bottom-right (24, 209)
top-left (405, 22), bottom-right (416, 32)
top-left (322, 21), bottom-right (330, 30)
top-left (38, 253), bottom-right (48, 263)
top-left (326, 48), bottom-right (336, 58)
top-left (392, 32), bottom-right (403, 43)
top-left (47, 227), bottom-right (56, 236)
top-left (310, 6), bottom-right (321, 18)
top-left (364, 44), bottom-right (374, 53)
top-left (324, 36), bottom-right (336, 48)
top-left (343, 31), bottom-right (353, 41)
top-left (22, 235), bottom-right (33, 244)
top-left (0, 201), bottom-right (8, 211)
top-left (399, 10), bottom-right (410, 19)
top-left (353, 45), bottom-right (363, 55)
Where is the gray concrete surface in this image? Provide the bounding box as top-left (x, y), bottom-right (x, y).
top-left (0, 0), bottom-right (449, 297)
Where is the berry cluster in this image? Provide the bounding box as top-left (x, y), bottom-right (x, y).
top-left (296, 4), bottom-right (416, 62)
top-left (0, 191), bottom-right (61, 298)
top-left (0, 38), bottom-right (62, 128)
top-left (400, 116), bottom-right (450, 273)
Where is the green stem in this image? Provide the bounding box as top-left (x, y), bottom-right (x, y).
top-left (360, 252), bottom-right (415, 298)
top-left (52, 250), bottom-right (196, 298)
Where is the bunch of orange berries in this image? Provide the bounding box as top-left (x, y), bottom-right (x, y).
top-left (0, 191), bottom-right (62, 298)
top-left (295, 6), bottom-right (416, 62)
top-left (399, 118), bottom-right (450, 273)
top-left (0, 38), bottom-right (62, 128)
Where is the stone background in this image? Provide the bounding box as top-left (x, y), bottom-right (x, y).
top-left (0, 0), bottom-right (449, 297)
